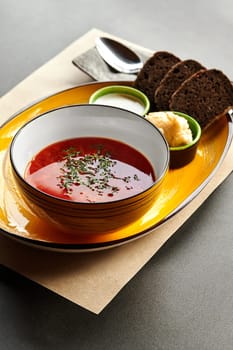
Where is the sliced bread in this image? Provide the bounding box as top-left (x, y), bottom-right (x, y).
top-left (169, 69), bottom-right (233, 128)
top-left (134, 51), bottom-right (180, 106)
top-left (154, 59), bottom-right (205, 110)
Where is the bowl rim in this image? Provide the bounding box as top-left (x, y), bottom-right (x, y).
top-left (169, 111), bottom-right (202, 151)
top-left (10, 104), bottom-right (169, 206)
top-left (89, 85), bottom-right (150, 115)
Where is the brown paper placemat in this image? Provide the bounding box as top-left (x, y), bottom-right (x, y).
top-left (0, 28), bottom-right (233, 314)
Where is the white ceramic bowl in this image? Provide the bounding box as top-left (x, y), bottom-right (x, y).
top-left (10, 104), bottom-right (169, 235)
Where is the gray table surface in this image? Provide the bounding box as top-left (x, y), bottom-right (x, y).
top-left (1, 0), bottom-right (233, 349)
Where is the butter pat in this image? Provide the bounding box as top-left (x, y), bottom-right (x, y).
top-left (145, 111), bottom-right (193, 147)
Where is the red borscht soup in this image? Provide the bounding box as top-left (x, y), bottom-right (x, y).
top-left (25, 137), bottom-right (156, 203)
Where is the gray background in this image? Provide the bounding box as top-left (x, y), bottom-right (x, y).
top-left (0, 0), bottom-right (233, 349)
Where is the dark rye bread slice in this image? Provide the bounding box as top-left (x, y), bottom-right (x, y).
top-left (154, 59), bottom-right (206, 110)
top-left (134, 51), bottom-right (180, 105)
top-left (170, 69), bottom-right (233, 128)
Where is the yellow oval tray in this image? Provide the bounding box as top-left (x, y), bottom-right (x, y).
top-left (0, 81), bottom-right (232, 251)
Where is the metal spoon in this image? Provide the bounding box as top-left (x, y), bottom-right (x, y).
top-left (95, 37), bottom-right (143, 74)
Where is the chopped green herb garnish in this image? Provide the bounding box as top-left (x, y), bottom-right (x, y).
top-left (57, 147), bottom-right (140, 197)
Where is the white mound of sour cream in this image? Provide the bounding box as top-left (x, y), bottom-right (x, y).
top-left (93, 93), bottom-right (145, 115)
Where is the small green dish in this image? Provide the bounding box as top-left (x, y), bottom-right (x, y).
top-left (170, 111), bottom-right (202, 168)
top-left (89, 85), bottom-right (150, 116)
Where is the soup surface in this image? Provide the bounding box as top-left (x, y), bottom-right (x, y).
top-left (25, 137), bottom-right (156, 203)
